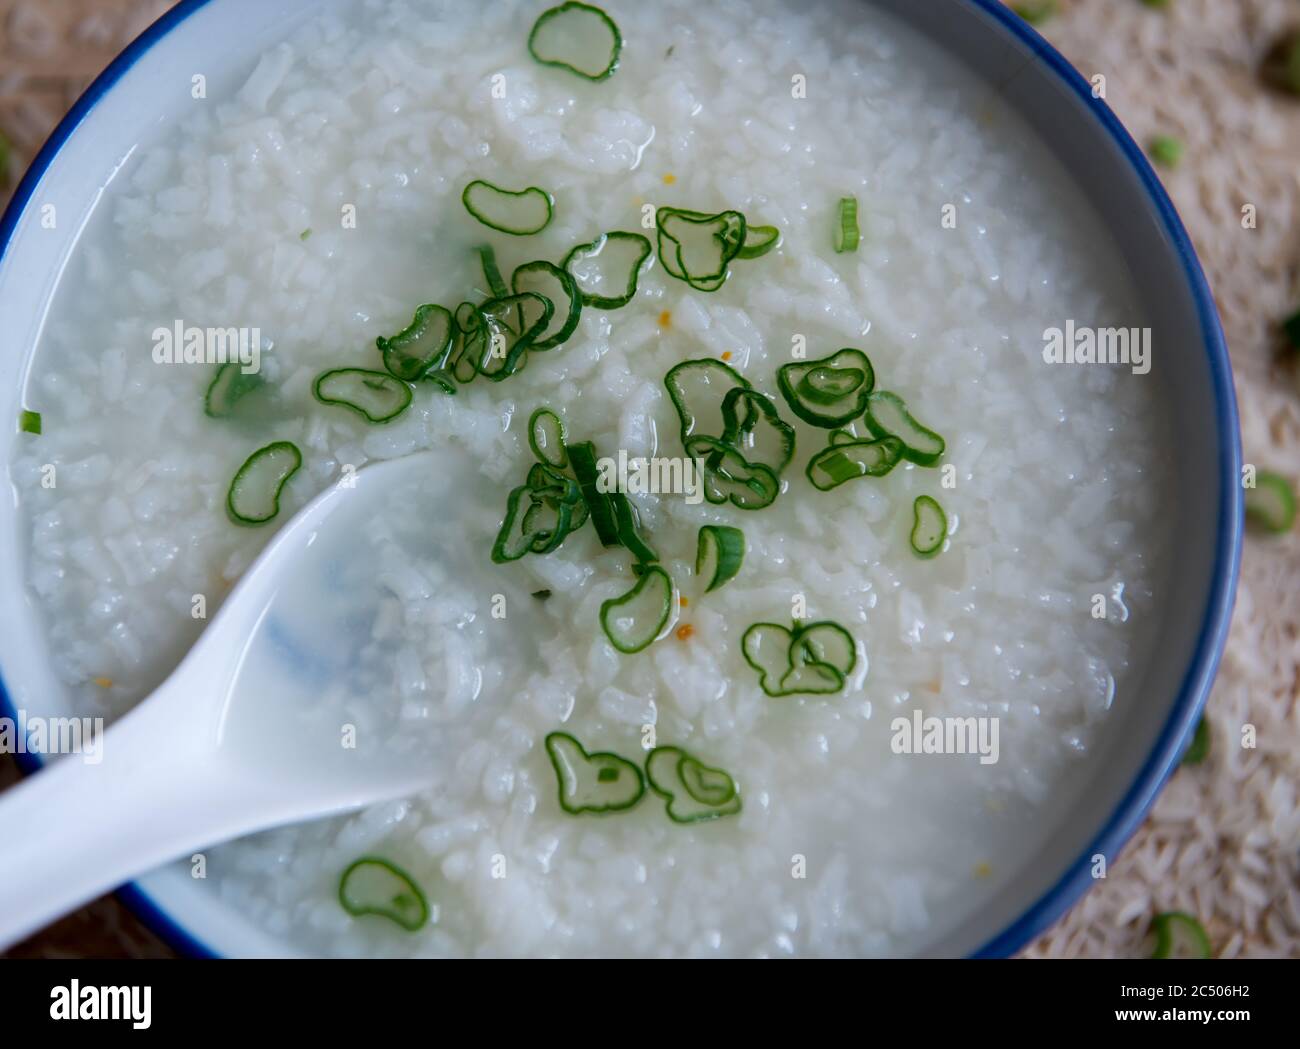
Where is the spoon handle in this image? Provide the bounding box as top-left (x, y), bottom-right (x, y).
top-left (0, 678), bottom-right (228, 951)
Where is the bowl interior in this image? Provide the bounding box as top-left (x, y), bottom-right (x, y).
top-left (0, 0), bottom-right (1239, 958)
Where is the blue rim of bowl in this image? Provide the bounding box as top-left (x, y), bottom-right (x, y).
top-left (0, 0), bottom-right (1240, 960)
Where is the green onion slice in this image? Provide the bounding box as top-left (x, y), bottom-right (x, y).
top-left (462, 180), bottom-right (554, 236)
top-left (1182, 716), bottom-right (1210, 766)
top-left (720, 387), bottom-right (796, 474)
top-left (805, 437), bottom-right (903, 491)
top-left (645, 746), bottom-right (742, 824)
top-left (610, 493), bottom-right (659, 566)
top-left (512, 261), bottom-right (581, 349)
top-left (448, 302), bottom-right (487, 384)
top-left (313, 368), bottom-right (412, 423)
top-left (338, 857), bottom-right (428, 932)
top-left (736, 224), bottom-right (782, 260)
top-left (477, 244), bottom-right (509, 299)
top-left (864, 390), bottom-right (946, 466)
top-left (656, 207), bottom-right (747, 292)
top-left (1150, 912), bottom-right (1212, 959)
top-left (227, 441), bottom-right (301, 526)
top-left (828, 428), bottom-right (859, 447)
top-left (834, 196), bottom-right (860, 253)
top-left (476, 293), bottom-right (553, 381)
top-left (528, 407), bottom-right (568, 468)
top-left (567, 440), bottom-right (621, 547)
top-left (545, 732), bottom-right (644, 814)
top-left (664, 357), bottom-right (753, 445)
top-left (910, 495), bottom-right (947, 558)
top-left (204, 363), bottom-right (265, 419)
top-left (562, 231), bottom-right (652, 309)
top-left (377, 303), bottom-right (454, 383)
top-left (527, 2), bottom-right (623, 82)
top-left (1245, 470), bottom-right (1295, 534)
top-left (741, 620), bottom-right (855, 697)
top-left (600, 566), bottom-right (674, 653)
top-left (695, 525), bottom-right (745, 593)
top-left (777, 348), bottom-right (875, 428)
top-left (18, 409), bottom-right (42, 435)
top-left (685, 435), bottom-right (780, 510)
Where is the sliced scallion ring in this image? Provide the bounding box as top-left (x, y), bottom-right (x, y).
top-left (338, 857), bottom-right (428, 932)
top-left (204, 363), bottom-right (265, 419)
top-left (377, 303), bottom-right (454, 382)
top-left (656, 207), bottom-right (747, 292)
top-left (864, 390), bottom-right (946, 466)
top-left (463, 180), bottom-right (554, 236)
top-left (528, 407), bottom-right (568, 468)
top-left (664, 357), bottom-right (753, 445)
top-left (1150, 912), bottom-right (1212, 959)
top-left (568, 440), bottom-right (621, 547)
top-left (227, 441), bottom-right (301, 526)
top-left (805, 437), bottom-right (903, 491)
top-left (527, 2), bottom-right (623, 82)
top-left (695, 525), bottom-right (745, 592)
top-left (910, 495), bottom-right (948, 558)
top-left (600, 565), bottom-right (674, 654)
top-left (476, 292), bottom-right (553, 380)
top-left (562, 231), bottom-right (652, 309)
top-left (477, 244), bottom-right (509, 299)
top-left (545, 732), bottom-right (644, 815)
top-left (646, 746), bottom-right (742, 823)
top-left (1245, 470), bottom-right (1295, 534)
top-left (777, 348), bottom-right (875, 428)
top-left (313, 368), bottom-right (413, 423)
top-left (18, 409), bottom-right (41, 435)
top-left (512, 261), bottom-right (581, 349)
top-left (720, 387), bottom-right (796, 474)
top-left (834, 196), bottom-right (860, 253)
top-left (685, 435), bottom-right (780, 510)
top-left (736, 224), bottom-right (782, 260)
top-left (449, 302), bottom-right (487, 384)
top-left (741, 620), bottom-right (852, 697)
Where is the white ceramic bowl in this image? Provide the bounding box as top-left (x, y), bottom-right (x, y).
top-left (0, 0), bottom-right (1241, 957)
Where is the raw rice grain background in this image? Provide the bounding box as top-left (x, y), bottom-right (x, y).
top-left (0, 0), bottom-right (1295, 959)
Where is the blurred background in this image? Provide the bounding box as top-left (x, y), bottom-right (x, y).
top-left (0, 0), bottom-right (1296, 958)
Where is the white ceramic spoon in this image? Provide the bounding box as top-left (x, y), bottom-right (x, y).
top-left (0, 450), bottom-right (506, 950)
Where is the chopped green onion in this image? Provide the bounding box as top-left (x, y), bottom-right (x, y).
top-left (720, 387), bottom-right (796, 474)
top-left (545, 732), bottom-right (645, 814)
top-left (684, 435), bottom-right (781, 510)
top-left (696, 525), bottom-right (746, 593)
top-left (736, 224), bottom-right (782, 260)
top-left (492, 460), bottom-right (585, 563)
top-left (528, 407), bottom-right (568, 468)
top-left (567, 440), bottom-right (621, 546)
top-left (664, 357), bottom-right (753, 445)
top-left (512, 261), bottom-right (581, 349)
top-left (655, 207), bottom-right (747, 292)
top-left (600, 566), bottom-right (674, 653)
top-left (741, 620), bottom-right (855, 697)
top-left (299, 228), bottom-right (312, 241)
top-left (805, 437), bottom-right (903, 491)
top-left (1245, 470), bottom-right (1295, 533)
top-left (477, 244), bottom-right (509, 299)
top-left (645, 746), bottom-right (742, 823)
top-left (313, 368), bottom-right (412, 423)
top-left (18, 409), bottom-right (41, 435)
top-left (562, 231), bottom-right (652, 309)
top-left (476, 293), bottom-right (553, 381)
top-left (1149, 134), bottom-right (1183, 169)
top-left (377, 303), bottom-right (454, 383)
top-left (777, 348), bottom-right (875, 427)
top-left (448, 302), bottom-right (487, 384)
top-left (532, 589), bottom-right (553, 601)
top-left (1011, 0), bottom-right (1057, 25)
top-left (462, 180), bottom-right (554, 236)
top-left (609, 493), bottom-right (659, 566)
top-left (527, 2), bottom-right (623, 82)
top-left (1182, 716), bottom-right (1209, 766)
top-left (227, 441), bottom-right (301, 526)
top-left (204, 363), bottom-right (265, 419)
top-left (828, 428), bottom-right (859, 447)
top-left (338, 857), bottom-right (428, 931)
top-left (834, 196), bottom-right (860, 253)
top-left (864, 390), bottom-right (946, 466)
top-left (1150, 912), bottom-right (1212, 959)
top-left (910, 495), bottom-right (948, 557)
